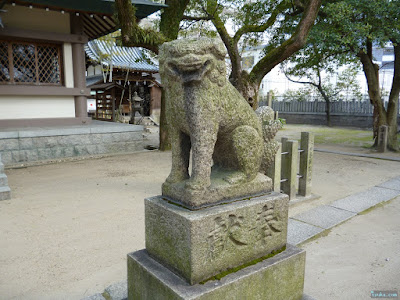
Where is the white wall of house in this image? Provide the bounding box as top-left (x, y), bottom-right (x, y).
top-left (1, 5), bottom-right (76, 120)
top-left (0, 96), bottom-right (75, 119)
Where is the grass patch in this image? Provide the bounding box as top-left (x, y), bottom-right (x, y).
top-left (199, 245), bottom-right (286, 284)
top-left (280, 125), bottom-right (400, 148)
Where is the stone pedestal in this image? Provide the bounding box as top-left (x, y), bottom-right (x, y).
top-left (127, 193), bottom-right (306, 299)
top-left (145, 193), bottom-right (288, 284)
top-left (128, 244), bottom-right (305, 300)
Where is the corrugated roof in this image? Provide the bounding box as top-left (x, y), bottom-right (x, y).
top-left (85, 39), bottom-right (159, 73)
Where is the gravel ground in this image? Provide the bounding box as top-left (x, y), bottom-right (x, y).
top-left (0, 125), bottom-right (399, 299)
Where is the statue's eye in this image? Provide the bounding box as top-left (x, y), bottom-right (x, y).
top-left (168, 63), bottom-right (180, 76)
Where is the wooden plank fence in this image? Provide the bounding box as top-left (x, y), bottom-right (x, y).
top-left (259, 98), bottom-right (400, 116)
top-left (267, 132), bottom-right (314, 200)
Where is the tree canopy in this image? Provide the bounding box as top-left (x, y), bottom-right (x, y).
top-left (274, 0), bottom-right (399, 150)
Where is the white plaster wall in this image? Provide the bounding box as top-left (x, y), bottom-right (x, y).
top-left (0, 96), bottom-right (75, 119)
top-left (2, 5), bottom-right (70, 33)
top-left (95, 65), bottom-right (103, 76)
top-left (63, 43), bottom-right (74, 88)
top-left (87, 66), bottom-right (95, 76)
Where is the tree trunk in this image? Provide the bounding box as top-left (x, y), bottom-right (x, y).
top-left (238, 71), bottom-right (260, 109)
top-left (386, 44), bottom-right (400, 151)
top-left (316, 84), bottom-right (331, 126)
top-left (358, 50), bottom-right (388, 146)
top-left (157, 0), bottom-right (190, 151)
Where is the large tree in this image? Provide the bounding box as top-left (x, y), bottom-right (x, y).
top-left (186, 0), bottom-right (322, 108)
top-left (115, 0), bottom-right (322, 148)
top-left (317, 0), bottom-right (399, 150)
top-left (280, 24), bottom-right (362, 127)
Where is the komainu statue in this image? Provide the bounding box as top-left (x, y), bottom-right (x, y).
top-left (160, 38), bottom-right (281, 209)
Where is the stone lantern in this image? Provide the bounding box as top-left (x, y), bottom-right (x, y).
top-left (130, 92), bottom-right (143, 124)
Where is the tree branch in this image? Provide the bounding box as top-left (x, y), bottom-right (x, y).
top-left (249, 0), bottom-right (322, 86)
top-left (115, 0), bottom-right (167, 54)
top-left (233, 1), bottom-right (290, 44)
top-left (182, 15), bottom-right (212, 21)
top-left (284, 72), bottom-right (319, 88)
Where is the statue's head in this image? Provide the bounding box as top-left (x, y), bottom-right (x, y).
top-left (159, 38), bottom-right (227, 85)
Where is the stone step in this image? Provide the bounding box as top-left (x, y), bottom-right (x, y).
top-left (0, 186), bottom-right (11, 201)
top-left (0, 173), bottom-right (8, 187)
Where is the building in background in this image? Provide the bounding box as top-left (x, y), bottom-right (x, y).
top-left (0, 0), bottom-right (165, 128)
top-left (85, 38), bottom-right (162, 123)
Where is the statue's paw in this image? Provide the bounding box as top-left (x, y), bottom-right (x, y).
top-left (166, 172), bottom-right (189, 184)
top-left (185, 178), bottom-right (210, 190)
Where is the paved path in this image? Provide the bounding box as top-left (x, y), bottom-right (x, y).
top-left (84, 176), bottom-right (400, 300)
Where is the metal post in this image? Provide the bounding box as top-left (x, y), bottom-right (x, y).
top-left (267, 142), bottom-right (281, 193)
top-left (281, 139), bottom-right (298, 200)
top-left (299, 132), bottom-right (314, 197)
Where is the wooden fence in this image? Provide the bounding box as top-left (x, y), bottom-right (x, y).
top-left (271, 100), bottom-right (376, 114)
top-left (267, 132), bottom-right (314, 200)
top-left (259, 97), bottom-right (400, 116)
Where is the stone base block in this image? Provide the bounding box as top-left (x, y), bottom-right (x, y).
top-left (0, 186), bottom-right (11, 200)
top-left (162, 171), bottom-right (272, 209)
top-left (0, 173), bottom-right (8, 186)
top-left (127, 244), bottom-right (305, 300)
top-left (145, 193), bottom-right (289, 284)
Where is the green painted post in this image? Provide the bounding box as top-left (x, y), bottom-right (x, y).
top-left (267, 142), bottom-right (281, 192)
top-left (299, 132), bottom-right (314, 197)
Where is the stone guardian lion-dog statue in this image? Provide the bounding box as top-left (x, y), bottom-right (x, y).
top-left (160, 38), bottom-right (280, 209)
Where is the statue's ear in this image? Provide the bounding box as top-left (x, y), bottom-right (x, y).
top-left (213, 41), bottom-right (227, 60)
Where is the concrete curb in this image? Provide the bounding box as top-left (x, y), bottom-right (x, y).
top-left (288, 175), bottom-right (400, 246)
top-left (314, 148), bottom-right (400, 162)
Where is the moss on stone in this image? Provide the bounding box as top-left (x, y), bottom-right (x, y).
top-left (199, 245), bottom-right (287, 284)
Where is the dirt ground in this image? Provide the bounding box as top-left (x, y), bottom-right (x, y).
top-left (0, 126), bottom-right (399, 299)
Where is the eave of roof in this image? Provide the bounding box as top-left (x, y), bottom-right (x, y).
top-left (13, 0), bottom-right (166, 17)
top-left (12, 0), bottom-right (167, 40)
top-left (86, 39), bottom-right (159, 73)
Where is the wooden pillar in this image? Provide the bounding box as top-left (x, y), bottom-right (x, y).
top-left (267, 92), bottom-right (273, 107)
top-left (299, 132), bottom-right (314, 197)
top-left (281, 138), bottom-right (298, 200)
top-left (267, 142), bottom-right (282, 193)
top-left (111, 87), bottom-right (116, 122)
top-left (70, 14), bottom-right (87, 120)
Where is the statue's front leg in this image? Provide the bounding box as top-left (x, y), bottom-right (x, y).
top-left (166, 128), bottom-right (191, 184)
top-left (185, 124), bottom-right (218, 190)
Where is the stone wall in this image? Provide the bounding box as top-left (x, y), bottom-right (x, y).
top-left (0, 123), bottom-right (144, 166)
top-left (278, 112), bottom-right (400, 129)
top-left (0, 154), bottom-right (11, 200)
